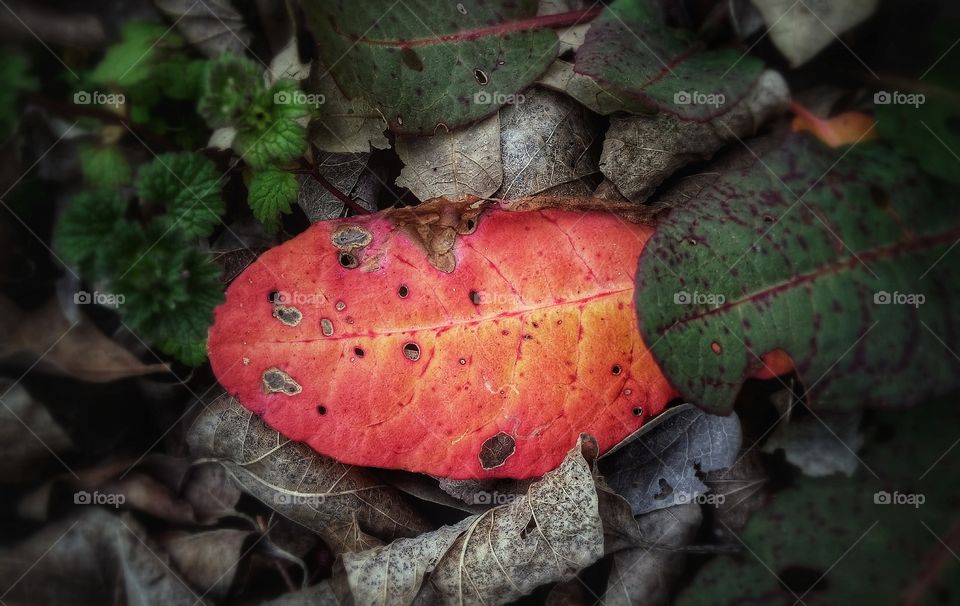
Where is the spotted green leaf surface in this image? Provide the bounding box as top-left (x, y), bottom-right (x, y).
top-left (635, 135), bottom-right (960, 413)
top-left (574, 0), bottom-right (764, 121)
top-left (302, 0), bottom-right (560, 134)
top-left (678, 397), bottom-right (960, 605)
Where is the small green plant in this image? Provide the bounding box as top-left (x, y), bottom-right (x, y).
top-left (57, 152), bottom-right (225, 366)
top-left (197, 54), bottom-right (310, 230)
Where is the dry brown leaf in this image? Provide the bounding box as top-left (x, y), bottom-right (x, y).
top-left (186, 394), bottom-right (431, 553)
top-left (342, 435), bottom-right (604, 605)
top-left (0, 296), bottom-right (168, 382)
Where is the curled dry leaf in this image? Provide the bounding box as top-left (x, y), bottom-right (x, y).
top-left (0, 509), bottom-right (201, 605)
top-left (154, 0), bottom-right (251, 57)
top-left (0, 296), bottom-right (169, 382)
top-left (600, 404), bottom-right (741, 515)
top-left (599, 70), bottom-right (790, 202)
top-left (0, 381), bottom-right (73, 483)
top-left (186, 394), bottom-right (431, 553)
top-left (494, 87), bottom-right (598, 199)
top-left (342, 435), bottom-right (604, 606)
top-left (395, 113), bottom-right (503, 201)
top-left (602, 503), bottom-right (703, 606)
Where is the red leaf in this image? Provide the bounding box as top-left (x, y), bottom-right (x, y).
top-left (208, 199), bottom-right (679, 479)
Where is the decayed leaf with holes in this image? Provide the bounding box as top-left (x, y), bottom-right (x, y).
top-left (301, 0), bottom-right (563, 134)
top-left (208, 196), bottom-right (681, 479)
top-left (186, 394), bottom-right (430, 552)
top-left (342, 435), bottom-right (604, 605)
top-left (635, 135), bottom-right (960, 413)
top-left (395, 113), bottom-right (503, 201)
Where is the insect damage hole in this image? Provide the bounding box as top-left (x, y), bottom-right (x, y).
top-left (403, 342), bottom-right (421, 361)
top-left (479, 432), bottom-right (516, 470)
top-left (339, 252), bottom-right (358, 268)
top-left (354, 347), bottom-right (365, 358)
top-left (469, 290), bottom-right (481, 305)
top-left (261, 368), bottom-right (302, 396)
top-left (611, 364), bottom-right (622, 375)
top-left (632, 406), bottom-right (643, 417)
top-left (398, 285), bottom-right (409, 298)
top-left (316, 405), bottom-right (327, 416)
top-left (474, 68), bottom-right (488, 85)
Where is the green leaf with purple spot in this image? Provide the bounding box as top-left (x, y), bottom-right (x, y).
top-left (635, 134), bottom-right (960, 413)
top-left (574, 0), bottom-right (764, 120)
top-left (302, 0), bottom-right (564, 135)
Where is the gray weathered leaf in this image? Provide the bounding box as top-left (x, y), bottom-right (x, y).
top-left (599, 70), bottom-right (789, 202)
top-left (396, 113), bottom-right (502, 201)
top-left (154, 0), bottom-right (250, 57)
top-left (603, 503), bottom-right (702, 606)
top-left (186, 394), bottom-right (430, 553)
top-left (297, 152), bottom-right (376, 222)
top-left (181, 462), bottom-right (245, 524)
top-left (600, 404), bottom-right (741, 515)
top-left (307, 70), bottom-right (389, 154)
top-left (0, 509), bottom-right (201, 604)
top-left (343, 436), bottom-right (604, 605)
top-left (537, 60), bottom-right (654, 115)
top-left (763, 410), bottom-right (864, 477)
top-left (0, 381), bottom-right (73, 483)
top-left (494, 87), bottom-right (598, 199)
top-left (750, 0), bottom-right (879, 67)
top-left (160, 529), bottom-right (251, 602)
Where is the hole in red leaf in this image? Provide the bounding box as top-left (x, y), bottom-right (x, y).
top-left (632, 406), bottom-right (643, 416)
top-left (339, 252), bottom-right (358, 268)
top-left (611, 365), bottom-right (622, 375)
top-left (335, 301), bottom-right (346, 311)
top-left (479, 432), bottom-right (516, 470)
top-left (354, 347), bottom-right (365, 358)
top-left (469, 290), bottom-right (481, 305)
top-left (317, 405), bottom-right (327, 415)
top-left (268, 290), bottom-right (281, 303)
top-left (403, 342), bottom-right (421, 361)
top-left (458, 358), bottom-right (466, 365)
top-left (398, 285), bottom-right (409, 298)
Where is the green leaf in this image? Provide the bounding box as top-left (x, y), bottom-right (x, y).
top-left (79, 146), bottom-right (132, 189)
top-left (247, 168), bottom-right (299, 230)
top-left (55, 189), bottom-right (129, 276)
top-left (302, 0), bottom-right (559, 134)
top-left (110, 224), bottom-right (223, 366)
top-left (635, 134), bottom-right (960, 413)
top-left (233, 80), bottom-right (309, 169)
top-left (90, 22), bottom-right (183, 88)
top-left (0, 49), bottom-right (38, 138)
top-left (197, 53), bottom-right (263, 129)
top-left (137, 152), bottom-right (224, 238)
top-left (678, 398), bottom-right (960, 605)
top-left (574, 0), bottom-right (764, 120)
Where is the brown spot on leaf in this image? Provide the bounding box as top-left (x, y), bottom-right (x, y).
top-left (261, 368), bottom-right (301, 396)
top-left (320, 318), bottom-right (334, 336)
top-left (479, 432), bottom-right (516, 470)
top-left (331, 225), bottom-right (372, 251)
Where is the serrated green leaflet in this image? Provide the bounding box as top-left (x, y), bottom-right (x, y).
top-left (635, 135), bottom-right (960, 412)
top-left (302, 0), bottom-right (561, 134)
top-left (137, 152), bottom-right (224, 238)
top-left (574, 0), bottom-right (763, 120)
top-left (247, 168), bottom-right (298, 230)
